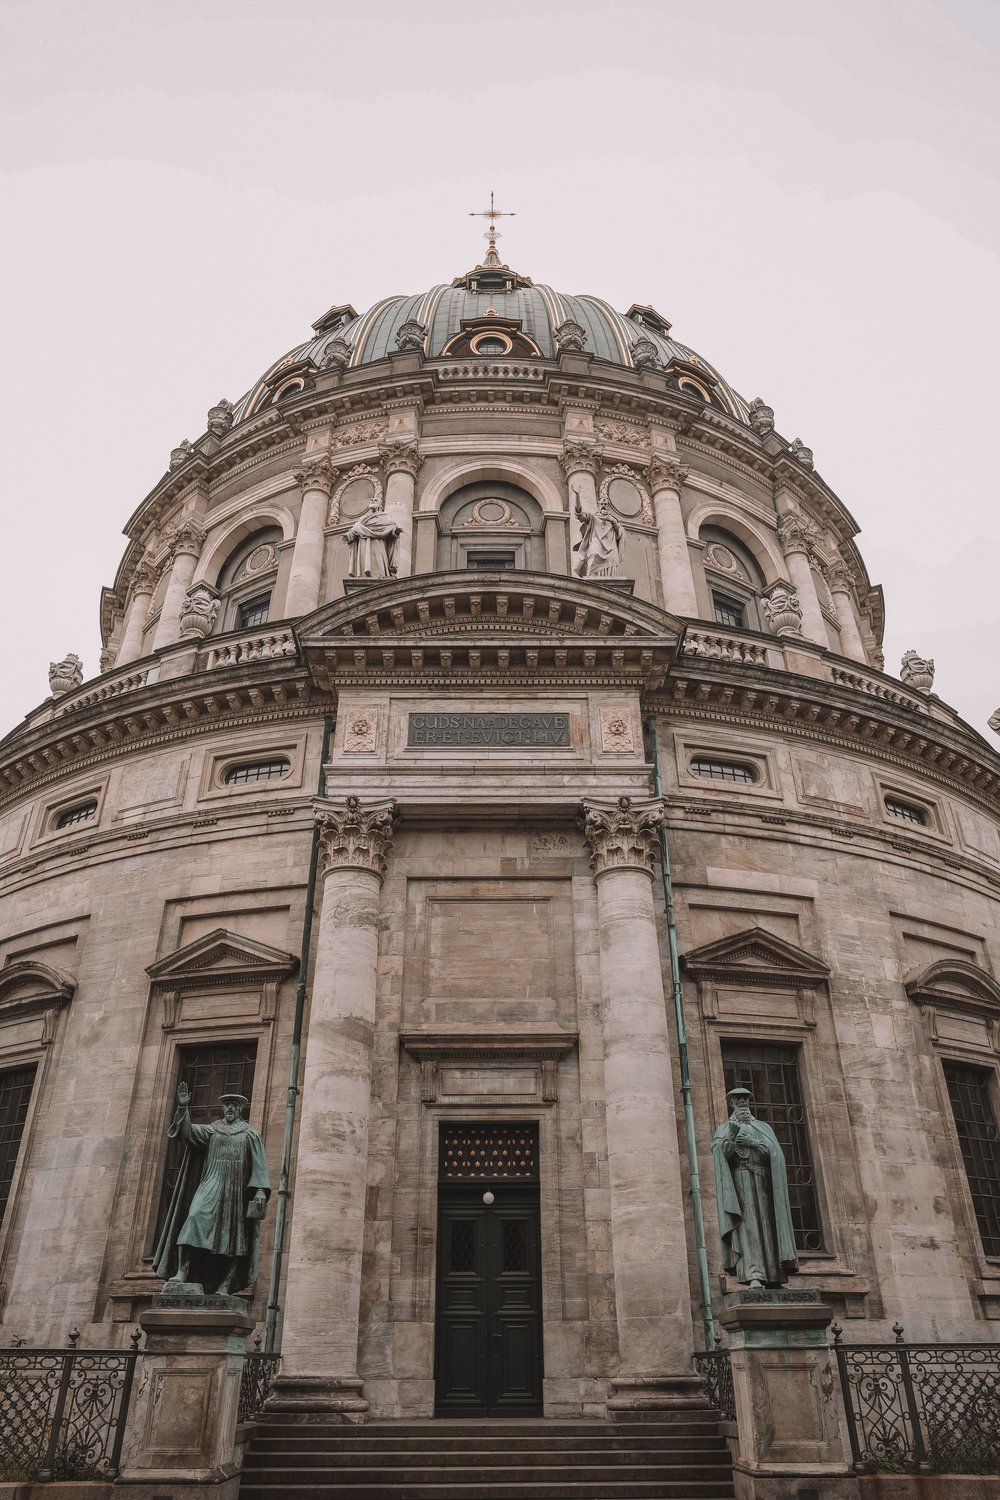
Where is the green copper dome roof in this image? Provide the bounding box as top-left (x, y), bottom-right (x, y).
top-left (232, 260), bottom-right (750, 426)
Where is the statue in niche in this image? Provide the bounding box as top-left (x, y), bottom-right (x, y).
top-left (154, 1085), bottom-right (270, 1296)
top-left (572, 487), bottom-right (623, 579)
top-left (711, 1087), bottom-right (798, 1288)
top-left (345, 495), bottom-right (401, 579)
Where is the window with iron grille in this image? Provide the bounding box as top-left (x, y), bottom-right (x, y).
top-left (55, 800), bottom-right (98, 829)
top-left (153, 1041), bottom-right (257, 1244)
top-left (691, 758), bottom-right (757, 784)
top-left (712, 593), bottom-right (745, 629)
top-left (223, 758), bottom-right (291, 786)
top-left (0, 1065), bottom-right (37, 1225)
top-left (942, 1061), bottom-right (1000, 1259)
top-left (721, 1040), bottom-right (826, 1254)
top-left (884, 796), bottom-right (927, 826)
top-left (237, 593), bottom-right (271, 630)
top-left (439, 1123), bottom-right (539, 1180)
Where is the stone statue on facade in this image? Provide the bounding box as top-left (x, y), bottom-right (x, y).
top-left (572, 487), bottom-right (623, 579)
top-left (48, 654), bottom-right (84, 696)
top-left (345, 495), bottom-right (402, 579)
top-left (900, 650), bottom-right (934, 693)
top-left (712, 1087), bottom-right (798, 1288)
top-left (153, 1085), bottom-right (270, 1296)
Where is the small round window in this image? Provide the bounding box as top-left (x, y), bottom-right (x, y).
top-left (470, 333), bottom-right (512, 356)
top-left (691, 758), bottom-right (758, 785)
top-left (56, 800), bottom-right (98, 829)
top-left (223, 758), bottom-right (291, 786)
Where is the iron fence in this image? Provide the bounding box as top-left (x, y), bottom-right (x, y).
top-left (0, 1329), bottom-right (142, 1482)
top-left (693, 1345), bottom-right (736, 1422)
top-left (832, 1322), bottom-right (1000, 1475)
top-left (239, 1339), bottom-right (282, 1423)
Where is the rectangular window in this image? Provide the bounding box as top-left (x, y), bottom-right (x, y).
top-left (153, 1041), bottom-right (258, 1243)
top-left (238, 594), bottom-right (271, 630)
top-left (943, 1061), bottom-right (1000, 1258)
top-left (0, 1065), bottom-right (37, 1226)
top-left (713, 593), bottom-right (745, 629)
top-left (468, 552), bottom-right (516, 570)
top-left (721, 1040), bottom-right (825, 1254)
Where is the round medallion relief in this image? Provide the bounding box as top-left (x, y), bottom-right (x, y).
top-left (606, 476), bottom-right (643, 518)
top-left (339, 475), bottom-right (381, 518)
top-left (244, 543), bottom-right (277, 574)
top-left (705, 542), bottom-right (750, 581)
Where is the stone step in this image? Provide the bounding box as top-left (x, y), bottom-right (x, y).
top-left (246, 1438), bottom-right (729, 1459)
top-left (254, 1420), bottom-right (726, 1441)
top-left (239, 1478), bottom-right (735, 1500)
top-left (244, 1450), bottom-right (730, 1472)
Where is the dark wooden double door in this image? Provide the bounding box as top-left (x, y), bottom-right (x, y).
top-left (435, 1183), bottom-right (543, 1416)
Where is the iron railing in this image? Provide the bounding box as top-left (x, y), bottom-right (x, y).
top-left (239, 1339), bottom-right (282, 1423)
top-left (833, 1323), bottom-right (1000, 1475)
top-left (693, 1345), bottom-right (736, 1422)
top-left (0, 1329), bottom-right (142, 1482)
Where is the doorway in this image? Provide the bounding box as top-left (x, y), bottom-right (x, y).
top-left (434, 1124), bottom-right (543, 1417)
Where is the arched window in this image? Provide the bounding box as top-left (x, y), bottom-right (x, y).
top-left (435, 482), bottom-right (546, 572)
top-left (216, 526), bottom-right (283, 633)
top-left (699, 526), bottom-right (767, 631)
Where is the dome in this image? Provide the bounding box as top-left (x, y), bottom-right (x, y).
top-left (231, 253), bottom-right (751, 427)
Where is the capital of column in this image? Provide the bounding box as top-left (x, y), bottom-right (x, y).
top-left (316, 796), bottom-right (399, 879)
top-left (560, 439), bottom-right (603, 479)
top-left (823, 561), bottom-right (855, 598)
top-left (776, 510), bottom-right (820, 561)
top-left (169, 520), bottom-right (205, 559)
top-left (378, 439), bottom-right (423, 479)
top-left (579, 795), bottom-right (663, 878)
top-left (294, 458), bottom-right (335, 497)
top-left (129, 562), bottom-right (157, 599)
top-left (646, 456), bottom-right (689, 494)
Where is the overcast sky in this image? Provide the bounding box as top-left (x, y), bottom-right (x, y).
top-left (2, 0), bottom-right (998, 738)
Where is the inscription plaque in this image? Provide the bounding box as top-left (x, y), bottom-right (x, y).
top-left (408, 713), bottom-right (571, 748)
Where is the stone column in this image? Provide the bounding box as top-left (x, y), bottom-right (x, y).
top-left (825, 564), bottom-right (868, 663)
top-left (265, 796), bottom-right (398, 1422)
top-left (775, 509), bottom-right (827, 646)
top-left (560, 440), bottom-right (603, 573)
top-left (152, 522), bottom-right (204, 652)
top-left (647, 457), bottom-right (698, 616)
top-left (378, 440), bottom-right (423, 578)
top-left (116, 563), bottom-right (157, 665)
top-left (580, 796), bottom-right (702, 1412)
top-left (285, 460), bottom-right (334, 617)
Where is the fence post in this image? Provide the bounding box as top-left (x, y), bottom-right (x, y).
top-left (39, 1329), bottom-right (80, 1481)
top-left (893, 1324), bottom-right (931, 1475)
top-left (830, 1321), bottom-right (866, 1473)
top-left (107, 1329), bottom-right (143, 1479)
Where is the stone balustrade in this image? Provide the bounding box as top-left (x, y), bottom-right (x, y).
top-left (680, 629), bottom-right (769, 667)
top-left (202, 628), bottom-right (298, 671)
top-left (435, 362), bottom-right (545, 381)
top-left (828, 664), bottom-right (928, 714)
top-left (53, 666), bottom-right (153, 717)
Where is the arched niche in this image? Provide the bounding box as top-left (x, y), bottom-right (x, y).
top-left (699, 524), bottom-right (768, 632)
top-left (435, 481), bottom-right (546, 573)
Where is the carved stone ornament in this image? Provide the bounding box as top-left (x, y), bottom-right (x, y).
top-left (824, 561), bottom-right (855, 596)
top-left (989, 708), bottom-right (1000, 736)
top-left (761, 583), bottom-right (803, 638)
top-left (788, 437), bottom-right (815, 470)
top-left (595, 416), bottom-right (646, 446)
top-left (130, 562), bottom-right (157, 599)
top-left (579, 795), bottom-right (663, 877)
top-left (48, 653), bottom-right (84, 695)
top-left (646, 456), bottom-right (689, 494)
top-left (343, 707), bottom-right (379, 753)
top-left (171, 520), bottom-right (205, 558)
top-left (331, 417), bottom-right (389, 450)
top-left (321, 337), bottom-right (352, 372)
top-left (631, 336), bottom-right (662, 370)
top-left (600, 466), bottom-right (654, 526)
top-left (169, 439), bottom-right (194, 470)
top-left (294, 458), bottom-right (335, 497)
top-left (99, 647), bottom-right (116, 674)
top-left (560, 439), bottom-right (603, 478)
top-left (460, 498), bottom-right (520, 528)
top-left (776, 511), bottom-right (820, 559)
top-left (179, 583), bottom-right (221, 639)
top-left (900, 650), bottom-right (935, 693)
top-left (206, 398), bottom-right (234, 437)
top-left (395, 319), bottom-right (427, 352)
top-left (554, 319), bottom-right (588, 352)
top-left (378, 439), bottom-right (423, 478)
top-left (316, 796), bottom-right (399, 878)
top-left (748, 397), bottom-right (775, 436)
top-left (600, 706), bottom-right (635, 754)
top-left (329, 465), bottom-right (384, 527)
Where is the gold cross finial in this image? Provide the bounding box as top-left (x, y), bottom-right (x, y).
top-left (469, 191), bottom-right (515, 267)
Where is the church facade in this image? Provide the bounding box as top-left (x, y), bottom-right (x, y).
top-left (2, 237), bottom-right (1000, 1427)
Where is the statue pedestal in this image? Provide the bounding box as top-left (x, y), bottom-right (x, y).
top-left (719, 1291), bottom-right (856, 1500)
top-left (116, 1295), bottom-right (253, 1499)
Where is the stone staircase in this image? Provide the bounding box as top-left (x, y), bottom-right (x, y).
top-left (240, 1415), bottom-right (736, 1499)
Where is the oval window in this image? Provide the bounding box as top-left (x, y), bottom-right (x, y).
top-left (691, 758), bottom-right (758, 785)
top-left (470, 333), bottom-right (511, 356)
top-left (56, 800), bottom-right (98, 829)
top-left (223, 758), bottom-right (291, 786)
top-left (884, 796), bottom-right (927, 826)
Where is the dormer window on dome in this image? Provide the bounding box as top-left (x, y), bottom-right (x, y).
top-left (442, 316), bottom-right (541, 360)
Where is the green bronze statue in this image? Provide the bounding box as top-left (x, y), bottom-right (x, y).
top-left (711, 1087), bottom-right (798, 1288)
top-left (154, 1084), bottom-right (270, 1296)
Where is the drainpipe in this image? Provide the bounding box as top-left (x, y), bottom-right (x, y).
top-left (644, 715), bottom-right (715, 1352)
top-left (264, 713), bottom-right (333, 1353)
